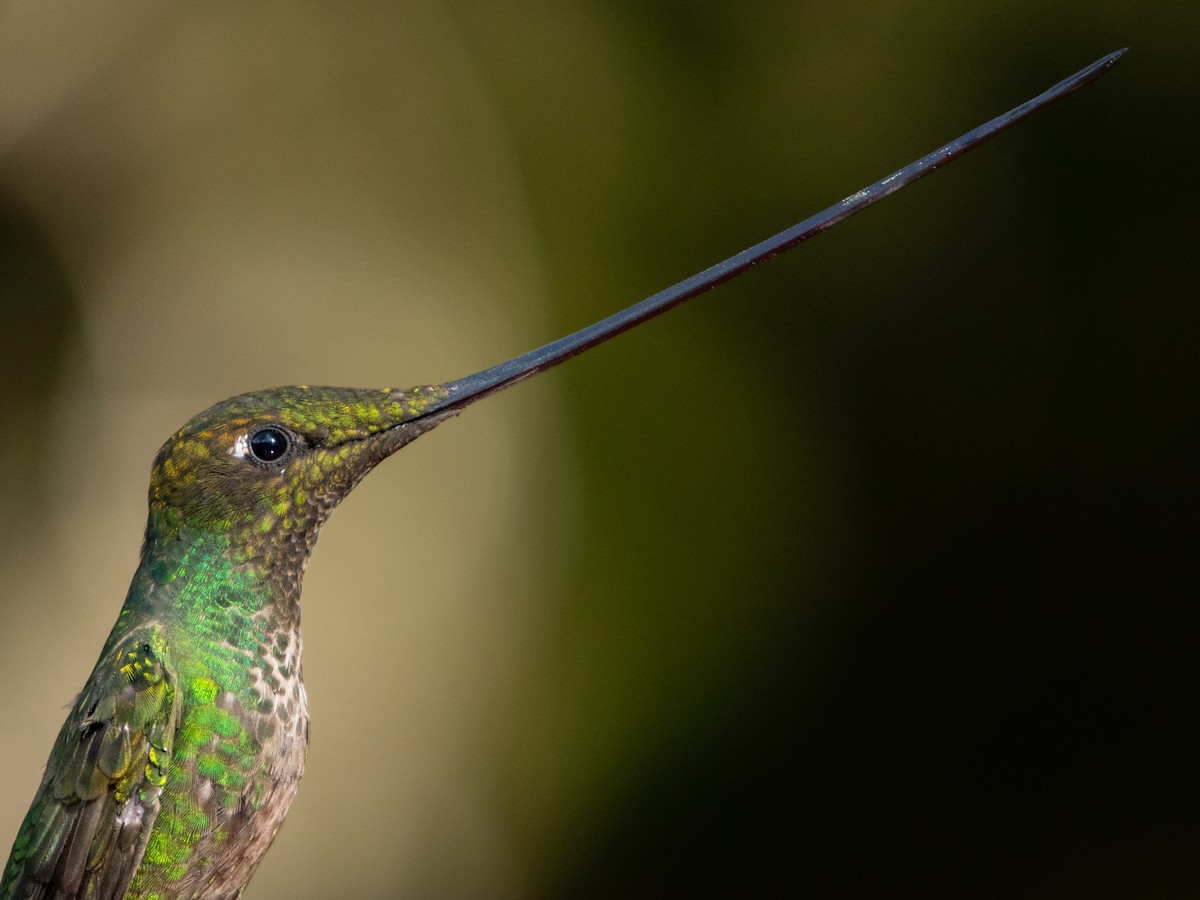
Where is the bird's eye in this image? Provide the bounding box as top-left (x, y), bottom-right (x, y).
top-left (248, 426), bottom-right (292, 463)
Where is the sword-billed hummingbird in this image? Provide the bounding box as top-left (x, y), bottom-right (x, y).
top-left (1, 50), bottom-right (1123, 900)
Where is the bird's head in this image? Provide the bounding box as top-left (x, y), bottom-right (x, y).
top-left (146, 384), bottom-right (452, 554)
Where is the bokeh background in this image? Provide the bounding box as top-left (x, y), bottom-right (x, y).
top-left (0, 3), bottom-right (1194, 898)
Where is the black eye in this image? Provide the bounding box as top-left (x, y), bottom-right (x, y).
top-left (248, 427), bottom-right (292, 463)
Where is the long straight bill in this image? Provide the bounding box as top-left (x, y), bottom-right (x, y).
top-left (424, 48), bottom-right (1125, 419)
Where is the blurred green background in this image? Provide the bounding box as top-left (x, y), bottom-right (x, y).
top-left (0, 3), bottom-right (1194, 898)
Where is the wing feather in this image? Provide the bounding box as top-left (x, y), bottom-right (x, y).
top-left (1, 626), bottom-right (178, 900)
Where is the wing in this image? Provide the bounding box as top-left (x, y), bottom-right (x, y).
top-left (2, 625), bottom-right (179, 900)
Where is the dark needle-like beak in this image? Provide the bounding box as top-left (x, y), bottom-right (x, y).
top-left (417, 49), bottom-right (1125, 421)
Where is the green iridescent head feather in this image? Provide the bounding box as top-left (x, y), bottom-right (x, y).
top-left (147, 384), bottom-right (451, 546)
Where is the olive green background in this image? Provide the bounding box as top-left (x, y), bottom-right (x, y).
top-left (0, 3), bottom-right (1193, 898)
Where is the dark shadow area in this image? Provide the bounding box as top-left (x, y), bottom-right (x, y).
top-left (0, 191), bottom-right (83, 535)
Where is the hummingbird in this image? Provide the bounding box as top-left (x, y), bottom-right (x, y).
top-left (1, 51), bottom-right (1122, 900)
